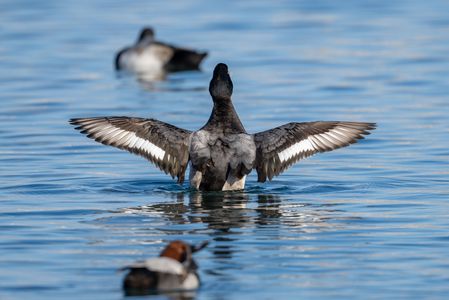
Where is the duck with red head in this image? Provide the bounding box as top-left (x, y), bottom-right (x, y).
top-left (122, 240), bottom-right (208, 296)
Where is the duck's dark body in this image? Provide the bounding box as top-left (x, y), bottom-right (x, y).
top-left (189, 75), bottom-right (256, 190)
top-left (70, 63), bottom-right (376, 191)
top-left (189, 130), bottom-right (256, 191)
top-left (164, 47), bottom-right (207, 72)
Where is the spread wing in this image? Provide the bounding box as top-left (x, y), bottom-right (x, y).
top-left (253, 121), bottom-right (376, 182)
top-left (69, 117), bottom-right (192, 183)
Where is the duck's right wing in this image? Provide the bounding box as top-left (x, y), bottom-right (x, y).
top-left (253, 121), bottom-right (376, 182)
top-left (69, 117), bottom-right (191, 183)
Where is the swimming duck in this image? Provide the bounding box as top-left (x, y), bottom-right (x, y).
top-left (70, 63), bottom-right (376, 191)
top-left (122, 240), bottom-right (208, 295)
top-left (115, 27), bottom-right (207, 75)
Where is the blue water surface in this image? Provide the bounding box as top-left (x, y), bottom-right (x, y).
top-left (1, 0), bottom-right (449, 299)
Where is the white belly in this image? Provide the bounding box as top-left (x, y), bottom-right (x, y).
top-left (121, 52), bottom-right (162, 71)
top-left (118, 46), bottom-right (170, 80)
top-left (181, 273), bottom-right (200, 290)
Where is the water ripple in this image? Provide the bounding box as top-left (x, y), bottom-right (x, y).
top-left (1, 0), bottom-right (449, 299)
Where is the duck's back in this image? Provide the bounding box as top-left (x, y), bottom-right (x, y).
top-left (189, 130), bottom-right (255, 191)
top-left (165, 48), bottom-right (207, 72)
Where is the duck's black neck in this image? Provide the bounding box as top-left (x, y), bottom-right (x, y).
top-left (202, 97), bottom-right (246, 134)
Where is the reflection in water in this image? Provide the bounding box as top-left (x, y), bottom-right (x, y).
top-left (189, 192), bottom-right (251, 262)
top-left (115, 70), bottom-right (167, 89)
top-left (119, 191), bottom-right (254, 262)
top-left (136, 71), bottom-right (168, 83)
top-left (189, 191), bottom-right (250, 232)
top-left (116, 68), bottom-right (208, 93)
top-left (255, 194), bottom-right (282, 226)
top-left (125, 289), bottom-right (197, 300)
top-left (146, 191), bottom-right (251, 230)
top-left (117, 190), bottom-right (334, 262)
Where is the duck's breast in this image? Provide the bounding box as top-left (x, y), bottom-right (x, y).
top-left (181, 272), bottom-right (200, 290)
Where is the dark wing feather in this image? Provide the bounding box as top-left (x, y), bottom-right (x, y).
top-left (253, 121), bottom-right (376, 182)
top-left (69, 117), bottom-right (192, 183)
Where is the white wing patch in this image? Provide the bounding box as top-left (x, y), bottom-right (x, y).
top-left (278, 139), bottom-right (314, 162)
top-left (80, 122), bottom-right (166, 160)
top-left (107, 128), bottom-right (163, 159)
top-left (277, 125), bottom-right (361, 163)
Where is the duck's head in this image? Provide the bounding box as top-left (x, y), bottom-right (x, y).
top-left (138, 27), bottom-right (155, 43)
top-left (209, 63), bottom-right (233, 100)
top-left (160, 241), bottom-right (208, 269)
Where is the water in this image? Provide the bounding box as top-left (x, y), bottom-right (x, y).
top-left (1, 0), bottom-right (449, 299)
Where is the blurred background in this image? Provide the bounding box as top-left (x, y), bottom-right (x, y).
top-left (1, 0), bottom-right (449, 299)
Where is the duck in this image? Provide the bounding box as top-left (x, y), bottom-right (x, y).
top-left (70, 63), bottom-right (376, 191)
top-left (115, 27), bottom-right (207, 76)
top-left (122, 240), bottom-right (208, 295)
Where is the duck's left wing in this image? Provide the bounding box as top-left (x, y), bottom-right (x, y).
top-left (253, 121), bottom-right (376, 182)
top-left (70, 117), bottom-right (191, 183)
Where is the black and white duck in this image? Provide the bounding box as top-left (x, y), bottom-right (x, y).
top-left (70, 63), bottom-right (376, 191)
top-left (115, 27), bottom-right (207, 77)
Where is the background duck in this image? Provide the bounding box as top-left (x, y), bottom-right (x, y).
top-left (115, 27), bottom-right (208, 77)
top-left (122, 241), bottom-right (208, 296)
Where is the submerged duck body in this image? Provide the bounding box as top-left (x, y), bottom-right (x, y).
top-left (122, 241), bottom-right (208, 295)
top-left (115, 27), bottom-right (207, 75)
top-left (70, 63), bottom-right (376, 191)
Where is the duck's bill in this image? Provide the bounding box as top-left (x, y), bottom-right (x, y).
top-left (192, 241), bottom-right (209, 253)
